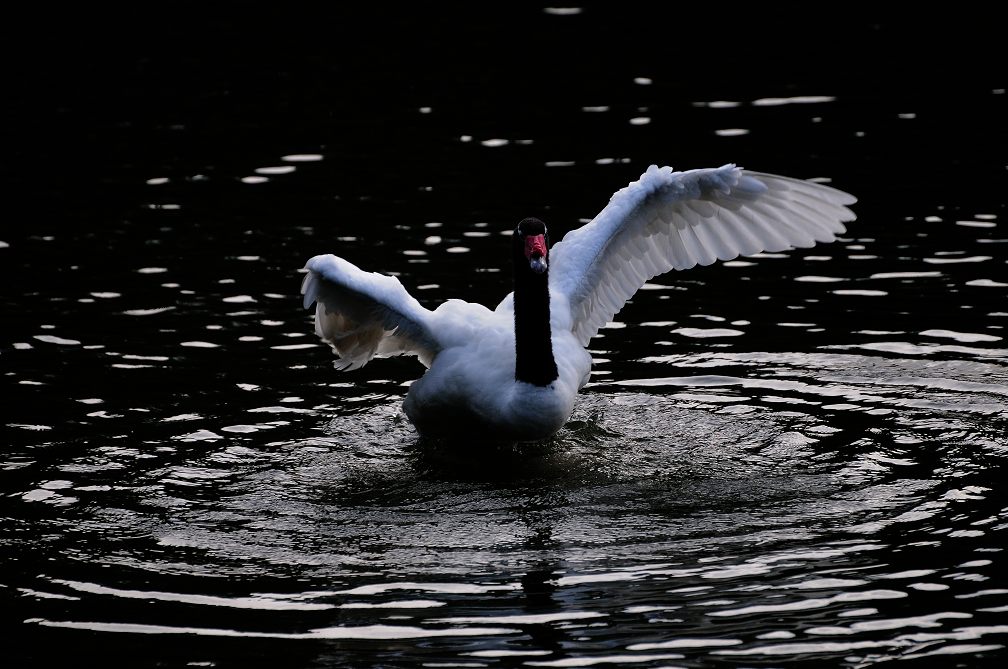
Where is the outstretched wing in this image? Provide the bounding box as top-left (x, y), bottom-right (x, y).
top-left (549, 164), bottom-right (857, 345)
top-left (301, 254), bottom-right (441, 370)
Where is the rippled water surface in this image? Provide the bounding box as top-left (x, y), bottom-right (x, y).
top-left (4, 7), bottom-right (1008, 668)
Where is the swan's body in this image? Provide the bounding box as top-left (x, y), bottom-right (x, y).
top-left (301, 164), bottom-right (856, 441)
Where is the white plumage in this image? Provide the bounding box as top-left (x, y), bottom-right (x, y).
top-left (301, 164), bottom-right (856, 440)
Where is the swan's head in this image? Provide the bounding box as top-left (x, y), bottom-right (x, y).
top-left (515, 217), bottom-right (550, 275)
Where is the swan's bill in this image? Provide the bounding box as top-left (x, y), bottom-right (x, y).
top-left (524, 233), bottom-right (549, 274)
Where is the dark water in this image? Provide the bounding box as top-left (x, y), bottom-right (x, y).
top-left (3, 7), bottom-right (1007, 668)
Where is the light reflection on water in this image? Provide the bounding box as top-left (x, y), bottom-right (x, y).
top-left (9, 354), bottom-right (1007, 663)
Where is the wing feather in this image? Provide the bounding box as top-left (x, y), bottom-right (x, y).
top-left (550, 164), bottom-right (857, 345)
top-left (716, 207), bottom-right (766, 255)
top-left (301, 254), bottom-right (440, 370)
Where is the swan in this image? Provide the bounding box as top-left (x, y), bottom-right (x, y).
top-left (301, 164), bottom-right (856, 441)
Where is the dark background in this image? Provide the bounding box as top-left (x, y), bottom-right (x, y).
top-left (4, 5), bottom-right (1005, 230)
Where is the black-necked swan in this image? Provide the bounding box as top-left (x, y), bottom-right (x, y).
top-left (301, 164), bottom-right (856, 441)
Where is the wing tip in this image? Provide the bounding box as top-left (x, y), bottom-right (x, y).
top-left (301, 271), bottom-right (319, 309)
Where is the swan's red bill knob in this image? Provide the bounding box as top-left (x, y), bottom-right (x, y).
top-left (525, 234), bottom-right (548, 274)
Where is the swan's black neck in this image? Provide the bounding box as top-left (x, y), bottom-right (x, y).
top-left (513, 218), bottom-right (559, 387)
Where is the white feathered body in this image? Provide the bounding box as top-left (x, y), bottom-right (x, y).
top-left (399, 295), bottom-right (591, 439)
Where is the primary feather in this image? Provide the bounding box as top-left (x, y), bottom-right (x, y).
top-left (301, 164), bottom-right (857, 440)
